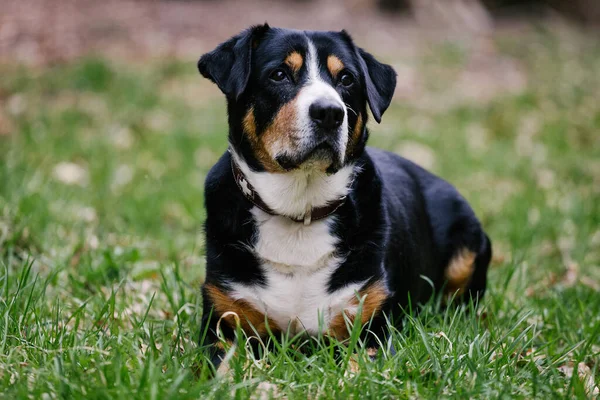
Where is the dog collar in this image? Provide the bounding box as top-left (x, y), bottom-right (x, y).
top-left (231, 157), bottom-right (346, 225)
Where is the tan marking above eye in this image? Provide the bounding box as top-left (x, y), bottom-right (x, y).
top-left (327, 280), bottom-right (389, 340)
top-left (327, 55), bottom-right (345, 79)
top-left (285, 51), bottom-right (303, 75)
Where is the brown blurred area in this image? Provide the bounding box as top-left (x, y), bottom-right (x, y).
top-left (1, 0), bottom-right (599, 67)
top-left (2, 0), bottom-right (600, 112)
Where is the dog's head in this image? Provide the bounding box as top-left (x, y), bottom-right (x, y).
top-left (198, 24), bottom-right (396, 173)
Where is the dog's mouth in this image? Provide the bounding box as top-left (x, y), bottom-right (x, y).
top-left (275, 141), bottom-right (341, 173)
top-left (307, 141), bottom-right (335, 160)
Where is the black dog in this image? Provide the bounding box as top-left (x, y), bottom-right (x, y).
top-left (198, 24), bottom-right (492, 370)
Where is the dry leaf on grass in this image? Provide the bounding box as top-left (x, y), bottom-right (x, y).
top-left (525, 260), bottom-right (596, 297)
top-left (561, 262), bottom-right (579, 287)
top-left (525, 272), bottom-right (557, 297)
top-left (489, 347), bottom-right (546, 372)
top-left (435, 331), bottom-right (453, 351)
top-left (252, 381), bottom-right (283, 400)
top-left (558, 362), bottom-right (599, 398)
top-left (580, 276), bottom-right (600, 291)
top-left (347, 357), bottom-right (361, 375)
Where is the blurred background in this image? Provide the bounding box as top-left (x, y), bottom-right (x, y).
top-left (1, 0), bottom-right (599, 298)
top-left (2, 0), bottom-right (600, 65)
top-left (1, 1), bottom-right (599, 396)
top-left (1, 0), bottom-right (599, 301)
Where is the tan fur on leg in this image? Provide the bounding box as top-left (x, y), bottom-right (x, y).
top-left (444, 248), bottom-right (476, 299)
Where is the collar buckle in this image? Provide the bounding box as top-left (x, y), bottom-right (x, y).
top-left (303, 211), bottom-right (312, 225)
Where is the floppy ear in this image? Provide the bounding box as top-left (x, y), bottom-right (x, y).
top-left (357, 48), bottom-right (397, 123)
top-left (198, 24), bottom-right (270, 100)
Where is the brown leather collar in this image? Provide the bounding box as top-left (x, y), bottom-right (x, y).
top-left (231, 157), bottom-right (346, 225)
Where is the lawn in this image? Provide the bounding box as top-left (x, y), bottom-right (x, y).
top-left (1, 27), bottom-right (599, 399)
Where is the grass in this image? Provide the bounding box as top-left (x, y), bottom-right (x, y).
top-left (1, 27), bottom-right (599, 399)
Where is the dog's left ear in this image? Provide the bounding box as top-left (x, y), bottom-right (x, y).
top-left (198, 23), bottom-right (270, 100)
top-left (341, 30), bottom-right (396, 123)
top-left (356, 48), bottom-right (397, 123)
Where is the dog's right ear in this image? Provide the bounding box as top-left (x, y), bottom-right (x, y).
top-left (198, 24), bottom-right (270, 100)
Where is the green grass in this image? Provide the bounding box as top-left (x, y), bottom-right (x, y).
top-left (1, 28), bottom-right (599, 399)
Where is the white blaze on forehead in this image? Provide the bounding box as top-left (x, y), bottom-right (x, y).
top-left (294, 39), bottom-right (348, 160)
top-left (305, 41), bottom-right (325, 83)
top-left (303, 40), bottom-right (346, 112)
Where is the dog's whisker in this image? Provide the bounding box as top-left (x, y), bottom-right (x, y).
top-left (344, 103), bottom-right (358, 116)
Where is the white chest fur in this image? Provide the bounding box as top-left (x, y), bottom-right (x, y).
top-left (229, 209), bottom-right (365, 335)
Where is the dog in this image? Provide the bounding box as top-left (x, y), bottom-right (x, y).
top-left (198, 24), bottom-right (492, 370)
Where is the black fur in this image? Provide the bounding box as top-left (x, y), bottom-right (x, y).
top-left (198, 26), bottom-right (491, 371)
top-left (356, 47), bottom-right (397, 123)
top-left (198, 24), bottom-right (271, 100)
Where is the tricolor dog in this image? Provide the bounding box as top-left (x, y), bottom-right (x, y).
top-left (198, 24), bottom-right (492, 369)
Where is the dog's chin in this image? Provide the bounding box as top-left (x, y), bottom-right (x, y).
top-left (275, 143), bottom-right (342, 174)
top-left (301, 143), bottom-right (338, 172)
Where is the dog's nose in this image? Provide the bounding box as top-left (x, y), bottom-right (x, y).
top-left (309, 100), bottom-right (344, 130)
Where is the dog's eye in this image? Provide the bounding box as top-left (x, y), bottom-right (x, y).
top-left (269, 69), bottom-right (288, 82)
top-left (339, 72), bottom-right (354, 87)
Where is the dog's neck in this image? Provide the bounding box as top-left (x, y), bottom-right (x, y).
top-left (230, 149), bottom-right (355, 220)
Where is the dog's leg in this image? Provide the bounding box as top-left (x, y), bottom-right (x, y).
top-left (200, 283), bottom-right (279, 377)
top-left (443, 232), bottom-right (492, 305)
top-left (361, 310), bottom-right (397, 360)
top-left (340, 313), bottom-right (395, 377)
top-left (198, 287), bottom-right (236, 376)
top-left (465, 233), bottom-right (492, 303)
